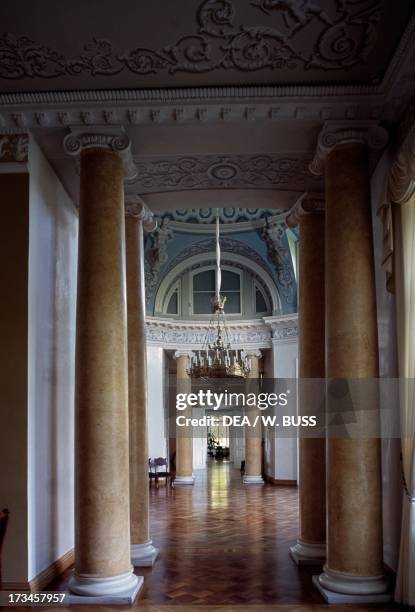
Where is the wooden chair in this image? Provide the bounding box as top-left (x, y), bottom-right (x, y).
top-left (0, 508), bottom-right (9, 588)
top-left (149, 458), bottom-right (173, 489)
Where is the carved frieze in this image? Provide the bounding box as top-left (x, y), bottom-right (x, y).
top-left (130, 154), bottom-right (320, 192)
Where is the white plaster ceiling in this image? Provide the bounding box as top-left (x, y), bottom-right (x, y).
top-left (0, 0), bottom-right (413, 90)
top-left (1, 1), bottom-right (415, 210)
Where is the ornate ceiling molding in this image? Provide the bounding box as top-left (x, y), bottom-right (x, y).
top-left (286, 191), bottom-right (324, 227)
top-left (125, 195), bottom-right (157, 231)
top-left (309, 120), bottom-right (389, 175)
top-left (0, 132), bottom-right (28, 162)
top-left (0, 0), bottom-right (381, 80)
top-left (63, 126), bottom-right (137, 180)
top-left (129, 154), bottom-right (321, 192)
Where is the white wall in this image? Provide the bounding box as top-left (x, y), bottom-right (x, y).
top-left (27, 137), bottom-right (78, 581)
top-left (147, 345), bottom-right (167, 459)
top-left (371, 151), bottom-right (402, 572)
top-left (268, 338), bottom-right (298, 481)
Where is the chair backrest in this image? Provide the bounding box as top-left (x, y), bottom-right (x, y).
top-left (154, 457), bottom-right (168, 472)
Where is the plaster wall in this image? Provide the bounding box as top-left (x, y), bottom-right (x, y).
top-left (371, 150), bottom-right (402, 572)
top-left (0, 172), bottom-right (30, 584)
top-left (27, 137), bottom-right (78, 581)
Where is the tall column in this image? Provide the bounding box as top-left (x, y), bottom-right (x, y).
top-left (63, 130), bottom-right (141, 603)
top-left (243, 350), bottom-right (264, 484)
top-left (287, 193), bottom-right (326, 565)
top-left (310, 121), bottom-right (390, 603)
top-left (173, 351), bottom-right (195, 485)
top-left (125, 196), bottom-right (159, 567)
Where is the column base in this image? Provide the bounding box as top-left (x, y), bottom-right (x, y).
top-left (290, 540), bottom-right (326, 565)
top-left (131, 540), bottom-right (159, 567)
top-left (173, 474), bottom-right (195, 485)
top-left (243, 475), bottom-right (264, 485)
top-left (313, 566), bottom-right (392, 604)
top-left (67, 568), bottom-right (142, 605)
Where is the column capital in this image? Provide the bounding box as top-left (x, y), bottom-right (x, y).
top-left (173, 350), bottom-right (194, 360)
top-left (310, 120), bottom-right (388, 176)
top-left (286, 192), bottom-right (325, 228)
top-left (125, 195), bottom-right (157, 232)
top-left (0, 132), bottom-right (28, 173)
top-left (244, 349), bottom-right (262, 359)
top-left (63, 126), bottom-right (137, 180)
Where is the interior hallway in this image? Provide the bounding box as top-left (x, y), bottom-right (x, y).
top-left (11, 461), bottom-right (402, 611)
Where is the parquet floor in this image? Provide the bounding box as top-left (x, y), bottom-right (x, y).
top-left (20, 461), bottom-right (402, 611)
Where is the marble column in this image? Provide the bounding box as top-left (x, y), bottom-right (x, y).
top-left (125, 197), bottom-right (159, 567)
top-left (63, 130), bottom-right (141, 603)
top-left (286, 194), bottom-right (326, 565)
top-left (310, 121), bottom-right (390, 603)
top-left (173, 351), bottom-right (195, 485)
top-left (243, 350), bottom-right (264, 485)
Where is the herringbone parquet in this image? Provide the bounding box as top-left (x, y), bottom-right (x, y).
top-left (32, 461), bottom-right (400, 611)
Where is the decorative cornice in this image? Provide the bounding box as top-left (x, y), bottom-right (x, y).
top-left (146, 314), bottom-right (298, 349)
top-left (309, 120), bottom-right (389, 175)
top-left (263, 314), bottom-right (298, 342)
top-left (0, 132), bottom-right (28, 162)
top-left (125, 195), bottom-right (157, 232)
top-left (63, 126), bottom-right (137, 180)
top-left (286, 192), bottom-right (324, 228)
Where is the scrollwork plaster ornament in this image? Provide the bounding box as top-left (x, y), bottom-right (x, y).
top-left (0, 133), bottom-right (28, 162)
top-left (309, 120), bottom-right (388, 175)
top-left (0, 0), bottom-right (382, 80)
top-left (262, 218), bottom-right (296, 304)
top-left (145, 218), bottom-right (175, 303)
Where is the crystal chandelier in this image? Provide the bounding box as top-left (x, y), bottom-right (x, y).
top-left (187, 210), bottom-right (250, 379)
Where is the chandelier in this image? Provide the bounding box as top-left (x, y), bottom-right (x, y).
top-left (187, 210), bottom-right (250, 379)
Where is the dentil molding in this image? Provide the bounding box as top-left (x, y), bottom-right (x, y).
top-left (286, 191), bottom-right (324, 228)
top-left (309, 120), bottom-right (389, 175)
top-left (63, 126), bottom-right (137, 180)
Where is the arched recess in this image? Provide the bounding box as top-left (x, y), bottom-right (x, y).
top-left (155, 251), bottom-right (281, 315)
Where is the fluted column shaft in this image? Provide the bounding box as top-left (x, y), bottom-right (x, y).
top-left (174, 353), bottom-right (194, 485)
top-left (126, 213), bottom-right (159, 566)
top-left (317, 142), bottom-right (387, 598)
top-left (289, 198), bottom-right (326, 564)
top-left (71, 148), bottom-right (137, 596)
top-left (244, 352), bottom-right (264, 484)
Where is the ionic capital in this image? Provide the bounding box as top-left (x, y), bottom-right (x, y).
top-left (286, 192), bottom-right (325, 228)
top-left (125, 195), bottom-right (157, 232)
top-left (174, 350), bottom-right (194, 361)
top-left (310, 120), bottom-right (388, 176)
top-left (63, 126), bottom-right (137, 180)
top-left (244, 349), bottom-right (262, 359)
